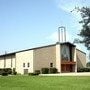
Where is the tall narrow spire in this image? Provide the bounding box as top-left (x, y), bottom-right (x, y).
top-left (58, 26), bottom-right (66, 43)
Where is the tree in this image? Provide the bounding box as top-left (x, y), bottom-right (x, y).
top-left (86, 62), bottom-right (90, 67)
top-left (78, 7), bottom-right (90, 50)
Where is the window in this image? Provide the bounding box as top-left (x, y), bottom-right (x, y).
top-left (23, 63), bottom-right (25, 67)
top-left (61, 45), bottom-right (70, 61)
top-left (27, 63), bottom-right (30, 67)
top-left (50, 63), bottom-right (53, 67)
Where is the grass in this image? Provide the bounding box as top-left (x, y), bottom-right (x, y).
top-left (0, 76), bottom-right (90, 90)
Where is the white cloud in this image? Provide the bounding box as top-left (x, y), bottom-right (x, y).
top-left (54, 0), bottom-right (89, 20)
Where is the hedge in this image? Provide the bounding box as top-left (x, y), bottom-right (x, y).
top-left (77, 68), bottom-right (90, 72)
top-left (41, 68), bottom-right (49, 74)
top-left (49, 68), bottom-right (57, 73)
top-left (28, 70), bottom-right (40, 76)
top-left (12, 68), bottom-right (17, 75)
top-left (41, 68), bottom-right (57, 74)
top-left (0, 68), bottom-right (12, 75)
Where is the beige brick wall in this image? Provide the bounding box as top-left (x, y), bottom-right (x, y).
top-left (0, 57), bottom-right (4, 68)
top-left (12, 55), bottom-right (16, 69)
top-left (6, 55), bottom-right (15, 69)
top-left (72, 47), bottom-right (76, 62)
top-left (0, 55), bottom-right (15, 69)
top-left (56, 44), bottom-right (61, 72)
top-left (16, 50), bottom-right (34, 74)
top-left (5, 56), bottom-right (12, 68)
top-left (33, 45), bottom-right (56, 72)
top-left (76, 49), bottom-right (86, 68)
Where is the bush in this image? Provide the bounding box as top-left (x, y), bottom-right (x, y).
top-left (0, 68), bottom-right (12, 75)
top-left (4, 68), bottom-right (12, 74)
top-left (86, 62), bottom-right (90, 67)
top-left (28, 70), bottom-right (40, 76)
top-left (77, 68), bottom-right (90, 72)
top-left (2, 72), bottom-right (8, 76)
top-left (13, 71), bottom-right (17, 75)
top-left (0, 69), bottom-right (3, 75)
top-left (12, 68), bottom-right (17, 75)
top-left (28, 73), bottom-right (38, 76)
top-left (28, 73), bottom-right (33, 76)
top-left (41, 68), bottom-right (49, 74)
top-left (35, 70), bottom-right (40, 75)
top-left (49, 68), bottom-right (57, 73)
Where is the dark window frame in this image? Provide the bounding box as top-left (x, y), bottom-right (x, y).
top-left (23, 63), bottom-right (25, 67)
top-left (50, 63), bottom-right (53, 67)
top-left (27, 63), bottom-right (30, 67)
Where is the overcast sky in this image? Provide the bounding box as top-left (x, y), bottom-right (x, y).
top-left (0, 0), bottom-right (90, 58)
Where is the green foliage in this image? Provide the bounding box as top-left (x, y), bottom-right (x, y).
top-left (77, 67), bottom-right (90, 72)
top-left (87, 62), bottom-right (90, 67)
top-left (12, 68), bottom-right (17, 75)
top-left (28, 73), bottom-right (38, 76)
top-left (13, 72), bottom-right (17, 75)
top-left (35, 70), bottom-right (40, 75)
top-left (4, 68), bottom-right (12, 74)
top-left (0, 69), bottom-right (3, 75)
top-left (28, 70), bottom-right (40, 76)
top-left (49, 68), bottom-right (57, 73)
top-left (0, 76), bottom-right (90, 90)
top-left (41, 68), bottom-right (57, 74)
top-left (0, 68), bottom-right (12, 75)
top-left (78, 7), bottom-right (90, 49)
top-left (41, 68), bottom-right (49, 74)
top-left (2, 72), bottom-right (8, 76)
top-left (28, 68), bottom-right (58, 75)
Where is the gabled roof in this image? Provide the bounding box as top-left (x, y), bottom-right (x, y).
top-left (0, 42), bottom-right (81, 57)
top-left (56, 42), bottom-right (76, 47)
top-left (0, 52), bottom-right (15, 57)
top-left (0, 43), bottom-right (56, 57)
top-left (76, 49), bottom-right (86, 55)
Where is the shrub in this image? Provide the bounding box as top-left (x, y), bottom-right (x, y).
top-left (77, 68), bottom-right (90, 72)
top-left (28, 73), bottom-right (33, 76)
top-left (0, 68), bottom-right (12, 75)
top-left (13, 71), bottom-right (17, 75)
top-left (41, 68), bottom-right (49, 74)
top-left (28, 70), bottom-right (40, 76)
top-left (35, 70), bottom-right (40, 75)
top-left (4, 68), bottom-right (12, 74)
top-left (86, 62), bottom-right (90, 67)
top-left (2, 72), bottom-right (8, 76)
top-left (12, 68), bottom-right (17, 75)
top-left (28, 73), bottom-right (38, 76)
top-left (49, 68), bottom-right (57, 73)
top-left (77, 68), bottom-right (83, 72)
top-left (0, 69), bottom-right (3, 75)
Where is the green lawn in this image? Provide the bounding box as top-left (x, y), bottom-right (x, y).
top-left (0, 76), bottom-right (90, 90)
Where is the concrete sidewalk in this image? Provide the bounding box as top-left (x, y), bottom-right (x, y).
top-left (39, 72), bottom-right (90, 76)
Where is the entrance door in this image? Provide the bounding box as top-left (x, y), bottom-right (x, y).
top-left (61, 64), bottom-right (73, 72)
top-left (66, 65), bottom-right (72, 72)
top-left (24, 69), bottom-right (28, 74)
